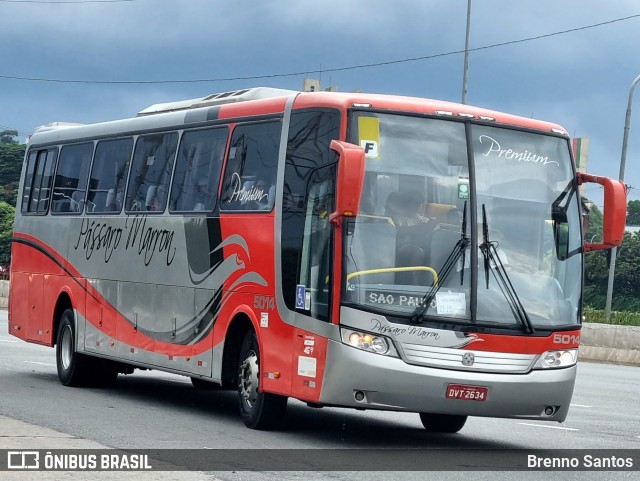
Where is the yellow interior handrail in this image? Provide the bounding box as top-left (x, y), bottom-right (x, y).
top-left (347, 266), bottom-right (438, 285)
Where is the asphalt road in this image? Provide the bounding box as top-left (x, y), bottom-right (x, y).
top-left (0, 309), bottom-right (638, 480)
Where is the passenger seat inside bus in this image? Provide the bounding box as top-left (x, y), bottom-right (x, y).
top-left (241, 178), bottom-right (275, 210)
top-left (145, 185), bottom-right (167, 211)
top-left (428, 224), bottom-right (462, 280)
top-left (71, 191), bottom-right (84, 212)
top-left (192, 178), bottom-right (211, 211)
top-left (105, 189), bottom-right (123, 212)
top-left (52, 192), bottom-right (71, 213)
top-left (345, 216), bottom-right (396, 286)
top-left (385, 192), bottom-right (435, 284)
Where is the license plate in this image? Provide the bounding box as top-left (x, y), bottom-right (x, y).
top-left (446, 384), bottom-right (488, 401)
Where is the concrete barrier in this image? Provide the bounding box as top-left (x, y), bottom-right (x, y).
top-left (0, 280), bottom-right (8, 309)
top-left (579, 322), bottom-right (640, 365)
top-left (0, 280), bottom-right (637, 365)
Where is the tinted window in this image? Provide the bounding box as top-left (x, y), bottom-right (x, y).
top-left (297, 165), bottom-right (336, 321)
top-left (220, 120), bottom-right (281, 211)
top-left (126, 132), bottom-right (178, 213)
top-left (21, 151), bottom-right (37, 212)
top-left (170, 127), bottom-right (227, 212)
top-left (52, 142), bottom-right (93, 214)
top-left (22, 148), bottom-right (57, 214)
top-left (87, 138), bottom-right (133, 213)
top-left (281, 110), bottom-right (341, 313)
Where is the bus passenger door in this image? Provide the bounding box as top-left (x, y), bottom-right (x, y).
top-left (290, 168), bottom-right (335, 402)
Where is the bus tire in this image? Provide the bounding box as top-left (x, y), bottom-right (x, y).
top-left (237, 330), bottom-right (287, 430)
top-left (419, 413), bottom-right (467, 433)
top-left (55, 308), bottom-right (92, 387)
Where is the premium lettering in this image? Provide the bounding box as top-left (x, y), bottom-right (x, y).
top-left (479, 135), bottom-right (559, 166)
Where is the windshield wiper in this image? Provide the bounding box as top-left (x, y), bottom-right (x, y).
top-left (410, 202), bottom-right (470, 324)
top-left (479, 205), bottom-right (535, 334)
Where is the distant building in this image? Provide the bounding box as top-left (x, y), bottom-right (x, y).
top-left (302, 78), bottom-right (338, 92)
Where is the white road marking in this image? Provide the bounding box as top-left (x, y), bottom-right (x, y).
top-left (0, 339), bottom-right (18, 343)
top-left (518, 423), bottom-right (579, 431)
top-left (570, 404), bottom-right (592, 408)
top-left (23, 361), bottom-right (55, 367)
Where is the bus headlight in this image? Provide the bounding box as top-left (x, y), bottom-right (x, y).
top-left (534, 349), bottom-right (578, 369)
top-left (340, 328), bottom-right (399, 357)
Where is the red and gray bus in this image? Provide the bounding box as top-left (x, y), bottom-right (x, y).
top-left (9, 87), bottom-right (626, 431)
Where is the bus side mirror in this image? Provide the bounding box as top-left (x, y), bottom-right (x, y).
top-left (329, 140), bottom-right (365, 225)
top-left (578, 173), bottom-right (627, 252)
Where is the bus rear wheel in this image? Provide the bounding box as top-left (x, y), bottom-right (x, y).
top-left (56, 309), bottom-right (92, 386)
top-left (419, 413), bottom-right (467, 433)
top-left (237, 330), bottom-right (287, 430)
top-left (56, 308), bottom-right (118, 387)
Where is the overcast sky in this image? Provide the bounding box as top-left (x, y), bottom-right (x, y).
top-left (1, 0), bottom-right (639, 208)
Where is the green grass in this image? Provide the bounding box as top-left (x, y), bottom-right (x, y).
top-left (583, 306), bottom-right (640, 326)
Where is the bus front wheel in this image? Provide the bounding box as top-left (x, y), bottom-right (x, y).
top-left (419, 413), bottom-right (467, 433)
top-left (237, 330), bottom-right (287, 430)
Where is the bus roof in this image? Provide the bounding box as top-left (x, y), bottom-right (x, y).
top-left (137, 87), bottom-right (297, 116)
top-left (292, 91), bottom-right (568, 136)
top-left (28, 88), bottom-right (568, 146)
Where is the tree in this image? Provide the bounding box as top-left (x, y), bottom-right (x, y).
top-left (0, 139), bottom-right (25, 206)
top-left (0, 183), bottom-right (18, 208)
top-left (611, 231), bottom-right (640, 310)
top-left (0, 201), bottom-right (15, 266)
top-left (0, 129), bottom-right (19, 145)
top-left (584, 199), bottom-right (603, 243)
top-left (0, 131), bottom-right (22, 268)
top-left (627, 200), bottom-right (640, 225)
top-left (584, 199), bottom-right (640, 311)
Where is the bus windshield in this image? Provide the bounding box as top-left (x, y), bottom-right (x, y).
top-left (344, 112), bottom-right (582, 331)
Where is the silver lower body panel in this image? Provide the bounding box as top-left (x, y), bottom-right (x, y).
top-left (319, 340), bottom-right (576, 422)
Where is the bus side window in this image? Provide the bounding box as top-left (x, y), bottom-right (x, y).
top-left (88, 138), bottom-right (133, 214)
top-left (21, 148), bottom-right (57, 215)
top-left (21, 151), bottom-right (38, 213)
top-left (169, 127), bottom-right (227, 212)
top-left (126, 132), bottom-right (178, 213)
top-left (219, 120), bottom-right (281, 212)
top-left (52, 142), bottom-right (93, 214)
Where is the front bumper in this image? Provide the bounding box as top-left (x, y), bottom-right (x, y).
top-left (319, 339), bottom-right (576, 422)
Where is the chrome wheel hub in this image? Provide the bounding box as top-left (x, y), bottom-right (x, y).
top-left (61, 324), bottom-right (73, 370)
top-left (239, 350), bottom-right (259, 408)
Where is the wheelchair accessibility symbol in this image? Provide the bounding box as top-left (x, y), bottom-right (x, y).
top-left (296, 285), bottom-right (306, 309)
